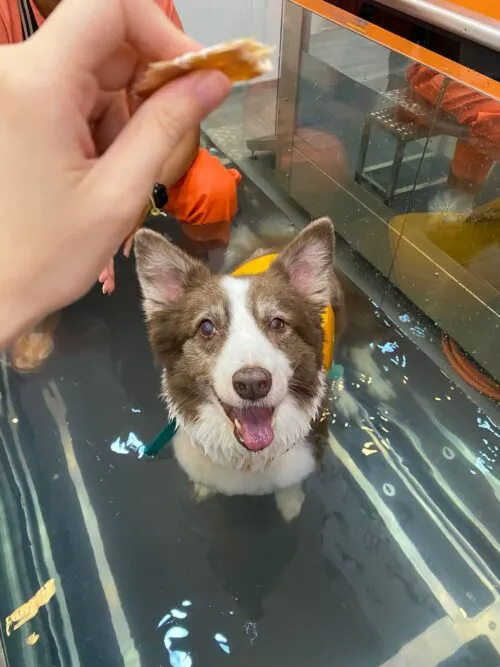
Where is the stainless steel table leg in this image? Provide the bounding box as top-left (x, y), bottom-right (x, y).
top-left (355, 119), bottom-right (373, 184)
top-left (384, 138), bottom-right (406, 204)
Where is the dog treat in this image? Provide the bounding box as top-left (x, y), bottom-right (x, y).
top-left (134, 38), bottom-right (273, 99)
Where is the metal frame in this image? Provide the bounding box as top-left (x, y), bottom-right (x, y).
top-left (290, 0), bottom-right (500, 100)
top-left (274, 0), bottom-right (308, 192)
top-left (367, 0), bottom-right (500, 52)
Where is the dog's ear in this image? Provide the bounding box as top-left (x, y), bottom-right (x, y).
top-left (134, 229), bottom-right (210, 313)
top-left (274, 217), bottom-right (335, 307)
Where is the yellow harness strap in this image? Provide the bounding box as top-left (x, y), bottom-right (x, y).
top-left (232, 253), bottom-right (335, 372)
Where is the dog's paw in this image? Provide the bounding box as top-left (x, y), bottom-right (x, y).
top-left (193, 483), bottom-right (215, 503)
top-left (275, 485), bottom-right (305, 522)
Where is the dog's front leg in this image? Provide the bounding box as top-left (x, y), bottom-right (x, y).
top-left (275, 484), bottom-right (305, 522)
top-left (193, 483), bottom-right (215, 503)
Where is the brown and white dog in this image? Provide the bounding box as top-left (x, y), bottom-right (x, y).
top-left (134, 218), bottom-right (343, 521)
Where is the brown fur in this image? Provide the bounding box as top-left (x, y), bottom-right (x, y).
top-left (248, 272), bottom-right (324, 407)
top-left (146, 275), bottom-right (231, 421)
top-left (232, 220), bottom-right (346, 352)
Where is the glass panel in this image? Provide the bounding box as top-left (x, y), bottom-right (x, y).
top-left (273, 2), bottom-right (500, 381)
top-left (201, 6), bottom-right (281, 172)
top-left (385, 69), bottom-right (500, 381)
top-left (285, 8), bottom-right (450, 298)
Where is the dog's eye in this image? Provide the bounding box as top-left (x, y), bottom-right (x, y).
top-left (199, 319), bottom-right (216, 337)
top-left (270, 317), bottom-right (285, 331)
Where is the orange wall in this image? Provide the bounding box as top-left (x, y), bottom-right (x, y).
top-left (448, 0), bottom-right (500, 21)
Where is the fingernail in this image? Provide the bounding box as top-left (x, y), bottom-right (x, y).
top-left (195, 71), bottom-right (231, 111)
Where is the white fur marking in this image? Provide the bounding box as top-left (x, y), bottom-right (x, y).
top-left (174, 429), bottom-right (316, 495)
top-left (214, 277), bottom-right (291, 407)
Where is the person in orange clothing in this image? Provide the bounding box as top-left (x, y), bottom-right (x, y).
top-left (340, 0), bottom-right (499, 212)
top-left (406, 63), bottom-right (500, 211)
top-left (1, 0), bottom-right (241, 371)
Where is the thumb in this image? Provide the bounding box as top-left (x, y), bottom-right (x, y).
top-left (87, 69), bottom-right (231, 212)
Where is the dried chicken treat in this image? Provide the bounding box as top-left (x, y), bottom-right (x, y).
top-left (134, 38), bottom-right (273, 99)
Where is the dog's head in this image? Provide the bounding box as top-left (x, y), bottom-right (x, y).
top-left (135, 218), bottom-right (336, 470)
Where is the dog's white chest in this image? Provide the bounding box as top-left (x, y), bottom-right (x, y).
top-left (173, 429), bottom-right (316, 496)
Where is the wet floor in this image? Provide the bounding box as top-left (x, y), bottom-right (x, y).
top-left (0, 175), bottom-right (499, 667)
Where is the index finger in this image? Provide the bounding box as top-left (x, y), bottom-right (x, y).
top-left (33, 0), bottom-right (200, 73)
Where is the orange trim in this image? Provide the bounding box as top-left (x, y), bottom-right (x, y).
top-left (291, 0), bottom-right (500, 100)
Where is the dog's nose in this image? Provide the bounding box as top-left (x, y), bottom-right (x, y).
top-left (232, 367), bottom-right (272, 401)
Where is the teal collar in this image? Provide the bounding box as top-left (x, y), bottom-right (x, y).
top-left (143, 418), bottom-right (178, 457)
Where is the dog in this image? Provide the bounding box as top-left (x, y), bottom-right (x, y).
top-left (134, 217), bottom-right (344, 521)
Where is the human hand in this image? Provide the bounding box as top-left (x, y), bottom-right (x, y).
top-left (0, 0), bottom-right (231, 346)
top-left (98, 258), bottom-right (116, 295)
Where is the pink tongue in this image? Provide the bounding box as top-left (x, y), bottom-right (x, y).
top-left (235, 407), bottom-right (274, 451)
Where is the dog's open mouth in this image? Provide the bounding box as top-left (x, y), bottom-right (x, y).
top-left (222, 404), bottom-right (275, 452)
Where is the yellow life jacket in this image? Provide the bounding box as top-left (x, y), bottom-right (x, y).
top-left (232, 253), bottom-right (335, 372)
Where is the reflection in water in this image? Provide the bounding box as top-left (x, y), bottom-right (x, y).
top-left (475, 414), bottom-right (500, 475)
top-left (214, 633), bottom-right (231, 654)
top-left (163, 626), bottom-right (191, 667)
top-left (159, 600), bottom-right (193, 667)
top-left (157, 599), bottom-right (261, 665)
top-left (109, 431), bottom-right (145, 458)
top-left (243, 621), bottom-right (258, 646)
top-left (189, 494), bottom-right (299, 621)
top-left (330, 326), bottom-right (500, 619)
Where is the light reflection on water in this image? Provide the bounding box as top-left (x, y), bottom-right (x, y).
top-left (157, 599), bottom-right (241, 665)
top-left (214, 633), bottom-right (231, 654)
top-left (109, 431), bottom-right (145, 458)
top-left (164, 626), bottom-right (191, 667)
top-left (159, 600), bottom-right (194, 667)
